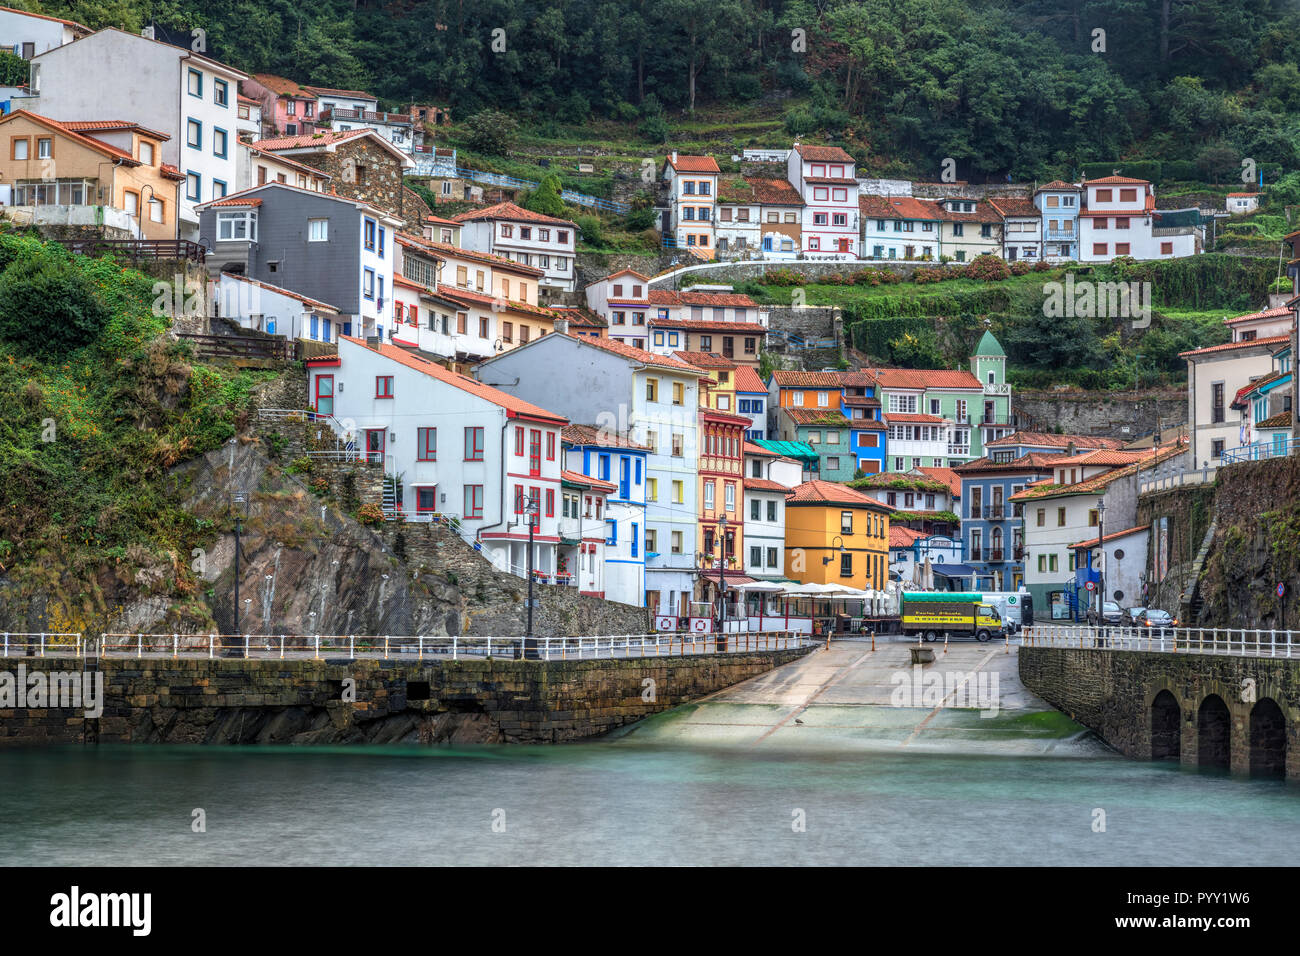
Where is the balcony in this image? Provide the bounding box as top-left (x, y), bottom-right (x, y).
top-left (1044, 228), bottom-right (1076, 241)
top-left (988, 549), bottom-right (1005, 563)
top-left (981, 506), bottom-right (1006, 520)
top-left (947, 445), bottom-right (970, 457)
top-left (321, 108), bottom-right (414, 127)
top-left (970, 549), bottom-right (982, 562)
top-left (1013, 546), bottom-right (1025, 561)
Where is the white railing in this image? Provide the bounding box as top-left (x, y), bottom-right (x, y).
top-left (1140, 464), bottom-right (1216, 495)
top-left (96, 632), bottom-right (816, 661)
top-left (0, 633), bottom-right (84, 657)
top-left (1024, 624), bottom-right (1299, 658)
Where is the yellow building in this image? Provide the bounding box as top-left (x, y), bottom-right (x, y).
top-left (784, 479), bottom-right (892, 590)
top-left (674, 350), bottom-right (739, 412)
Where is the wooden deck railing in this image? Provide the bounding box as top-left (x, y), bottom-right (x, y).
top-left (54, 238), bottom-right (207, 263)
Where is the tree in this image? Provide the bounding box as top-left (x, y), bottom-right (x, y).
top-left (522, 173), bottom-right (567, 218)
top-left (462, 109), bottom-right (518, 157)
top-left (0, 254), bottom-right (110, 356)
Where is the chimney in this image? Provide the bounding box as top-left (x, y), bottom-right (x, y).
top-left (671, 151), bottom-right (677, 165)
top-left (553, 317), bottom-right (569, 334)
top-left (1067, 441), bottom-right (1077, 456)
top-left (365, 335), bottom-right (381, 350)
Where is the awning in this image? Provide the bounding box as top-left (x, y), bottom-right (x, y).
top-left (753, 439), bottom-right (819, 464)
top-left (699, 572), bottom-right (756, 587)
top-left (931, 563), bottom-right (978, 578)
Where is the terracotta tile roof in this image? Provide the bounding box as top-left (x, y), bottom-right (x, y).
top-left (1083, 175), bottom-right (1149, 185)
top-left (0, 4), bottom-right (90, 31)
top-left (250, 127), bottom-right (373, 151)
top-left (160, 163), bottom-right (185, 181)
top-left (416, 237), bottom-right (545, 276)
top-left (918, 466), bottom-right (962, 497)
top-left (884, 412), bottom-right (948, 424)
top-left (702, 408), bottom-right (755, 427)
top-left (1227, 192), bottom-right (1262, 198)
top-left (851, 419), bottom-right (888, 431)
top-left (988, 197), bottom-right (1040, 219)
top-left (434, 284), bottom-right (556, 319)
top-left (550, 305), bottom-right (607, 328)
top-left (848, 472), bottom-right (950, 494)
top-left (650, 318), bottom-right (768, 334)
top-left (858, 195), bottom-right (941, 221)
top-left (605, 268), bottom-right (652, 282)
top-left (424, 214), bottom-right (460, 227)
top-left (745, 477), bottom-right (793, 493)
top-left (953, 452), bottom-right (1058, 474)
top-left (249, 73), bottom-right (315, 98)
top-left (206, 196), bottom-right (263, 207)
top-left (451, 201), bottom-right (575, 228)
top-left (1224, 306), bottom-right (1293, 326)
top-left (733, 366), bottom-right (767, 393)
top-left (1258, 412), bottom-right (1293, 429)
top-left (1180, 334), bottom-right (1289, 359)
top-left (840, 370), bottom-right (877, 388)
top-left (1068, 525), bottom-right (1149, 550)
top-left (666, 154), bottom-right (720, 173)
top-left (783, 407), bottom-right (851, 427)
top-left (245, 145), bottom-right (333, 180)
top-left (561, 424), bottom-right (648, 450)
top-left (743, 177), bottom-right (803, 205)
top-left (1232, 370), bottom-right (1285, 406)
top-left (647, 289), bottom-right (761, 308)
top-left (985, 431), bottom-right (1125, 450)
top-left (195, 181), bottom-right (395, 221)
top-left (238, 94), bottom-right (260, 106)
top-left (803, 177), bottom-right (857, 185)
top-left (870, 368), bottom-right (982, 390)
top-left (673, 350), bottom-right (736, 369)
top-left (794, 144), bottom-right (855, 163)
top-left (59, 119), bottom-right (171, 141)
top-left (566, 333), bottom-right (704, 373)
top-left (340, 336), bottom-right (566, 423)
top-left (842, 395), bottom-right (880, 407)
top-left (1035, 180), bottom-right (1080, 193)
top-left (787, 479), bottom-right (890, 508)
top-left (561, 469), bottom-right (617, 494)
top-left (771, 370), bottom-right (842, 388)
top-left (1009, 446), bottom-right (1184, 501)
top-left (934, 199), bottom-right (1003, 223)
top-left (1039, 449), bottom-right (1158, 467)
top-left (0, 110), bottom-right (137, 163)
top-left (890, 526), bottom-right (928, 548)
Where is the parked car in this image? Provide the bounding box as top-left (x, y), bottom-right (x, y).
top-left (1087, 600), bottom-right (1125, 627)
top-left (1125, 606), bottom-right (1146, 624)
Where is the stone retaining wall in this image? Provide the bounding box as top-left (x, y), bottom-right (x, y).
top-left (0, 647), bottom-right (812, 746)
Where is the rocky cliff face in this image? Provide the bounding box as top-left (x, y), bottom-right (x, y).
top-left (165, 436), bottom-right (649, 639)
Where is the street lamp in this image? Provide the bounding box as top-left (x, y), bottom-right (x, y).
top-left (519, 494), bottom-right (541, 659)
top-left (1095, 496), bottom-right (1106, 630)
top-left (717, 514), bottom-right (729, 635)
top-left (138, 184), bottom-right (156, 241)
top-left (228, 487), bottom-right (250, 658)
top-left (821, 534), bottom-right (847, 566)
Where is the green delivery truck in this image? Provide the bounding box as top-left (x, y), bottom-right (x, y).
top-left (900, 592), bottom-right (1006, 643)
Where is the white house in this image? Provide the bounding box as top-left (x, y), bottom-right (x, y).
top-left (210, 271), bottom-right (341, 342)
top-left (585, 269), bottom-right (651, 349)
top-left (0, 5), bottom-right (89, 60)
top-left (1078, 176), bottom-right (1195, 261)
top-left (235, 141), bottom-right (330, 194)
top-left (477, 333), bottom-right (704, 617)
top-left (563, 423), bottom-right (650, 607)
top-left (31, 28), bottom-right (248, 235)
top-left (787, 143), bottom-right (857, 257)
top-left (1226, 192), bottom-right (1261, 215)
top-left (1034, 180), bottom-right (1082, 261)
top-left (236, 94), bottom-right (263, 140)
top-left (557, 469), bottom-right (615, 599)
top-left (859, 195), bottom-right (942, 261)
top-left (452, 201), bottom-right (577, 294)
top-left (990, 197), bottom-right (1041, 262)
top-left (663, 152), bottom-right (719, 256)
top-left (742, 444), bottom-right (800, 580)
top-left (1181, 332), bottom-right (1292, 468)
top-left (310, 336), bottom-right (570, 581)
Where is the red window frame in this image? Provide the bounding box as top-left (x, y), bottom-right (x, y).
top-left (1115, 242), bottom-right (1131, 255)
top-left (464, 484), bottom-right (484, 518)
top-left (376, 375), bottom-right (394, 398)
top-left (529, 429), bottom-right (541, 476)
top-left (314, 374), bottom-right (334, 415)
top-left (1092, 243), bottom-right (1107, 255)
top-left (1094, 218), bottom-right (1108, 229)
top-left (1161, 242), bottom-right (1173, 254)
top-left (408, 305), bottom-right (418, 325)
top-left (529, 486), bottom-right (541, 526)
top-left (514, 484), bottom-right (524, 514)
top-left (464, 426), bottom-right (484, 461)
top-left (514, 426), bottom-right (524, 457)
top-left (417, 427), bottom-right (436, 461)
top-left (545, 431), bottom-right (556, 461)
top-left (1119, 188), bottom-right (1137, 203)
top-left (545, 488), bottom-right (555, 517)
top-left (1095, 189), bottom-right (1113, 202)
top-left (414, 485), bottom-right (438, 513)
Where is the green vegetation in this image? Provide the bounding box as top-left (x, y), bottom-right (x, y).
top-left (0, 232), bottom-right (275, 631)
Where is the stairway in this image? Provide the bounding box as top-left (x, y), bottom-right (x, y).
top-left (1179, 518), bottom-right (1217, 624)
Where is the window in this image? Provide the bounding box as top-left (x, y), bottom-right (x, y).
top-left (1095, 189), bottom-right (1113, 202)
top-left (672, 480), bottom-right (684, 503)
top-left (417, 428), bottom-right (437, 461)
top-left (672, 433), bottom-right (683, 457)
top-left (840, 552), bottom-right (853, 578)
top-left (149, 198), bottom-right (164, 223)
top-left (364, 218), bottom-right (376, 251)
top-left (1211, 382), bottom-right (1225, 424)
top-left (375, 375), bottom-right (394, 398)
top-left (139, 141), bottom-right (154, 166)
top-left (363, 268), bottom-right (375, 299)
top-left (1161, 241), bottom-right (1173, 255)
top-left (36, 137), bottom-right (52, 159)
top-left (671, 531), bottom-right (683, 553)
top-left (646, 378), bottom-right (658, 402)
top-left (10, 137), bottom-right (27, 160)
top-left (703, 482), bottom-right (715, 511)
top-left (464, 427), bottom-right (484, 461)
top-left (186, 119), bottom-right (201, 149)
top-left (186, 172), bottom-right (200, 201)
top-left (672, 382), bottom-right (684, 406)
top-left (187, 68), bottom-right (202, 97)
top-left (647, 478), bottom-right (658, 501)
top-left (214, 79), bottom-right (228, 107)
top-left (750, 545), bottom-right (762, 567)
top-left (308, 218), bottom-right (328, 242)
top-left (841, 511), bottom-right (853, 534)
top-left (213, 127), bottom-right (228, 158)
top-left (212, 179), bottom-right (227, 198)
top-left (414, 486), bottom-right (438, 514)
top-left (1092, 243), bottom-right (1107, 256)
top-left (1057, 507), bottom-right (1066, 527)
top-left (464, 485), bottom-right (484, 518)
top-left (1115, 243), bottom-right (1130, 255)
top-left (1211, 439), bottom-right (1225, 459)
top-left (216, 210), bottom-right (257, 241)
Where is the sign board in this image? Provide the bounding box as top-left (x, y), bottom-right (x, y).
top-left (654, 615), bottom-right (677, 632)
top-left (689, 617), bottom-right (713, 634)
top-left (1279, 583), bottom-right (1286, 598)
top-left (1085, 580), bottom-right (1097, 592)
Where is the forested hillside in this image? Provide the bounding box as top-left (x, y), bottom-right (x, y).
top-left (22, 0), bottom-right (1300, 181)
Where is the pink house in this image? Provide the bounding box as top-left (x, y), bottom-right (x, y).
top-left (240, 74), bottom-right (321, 137)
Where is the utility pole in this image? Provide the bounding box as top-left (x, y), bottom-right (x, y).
top-left (1096, 495), bottom-right (1106, 644)
top-left (522, 495), bottom-right (539, 659)
top-left (718, 514), bottom-right (728, 650)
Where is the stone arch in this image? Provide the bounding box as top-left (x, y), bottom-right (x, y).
top-left (1249, 698), bottom-right (1287, 778)
top-left (1151, 689), bottom-right (1180, 761)
top-left (1197, 694), bottom-right (1231, 770)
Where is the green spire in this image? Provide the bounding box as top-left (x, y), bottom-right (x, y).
top-left (973, 329), bottom-right (1005, 357)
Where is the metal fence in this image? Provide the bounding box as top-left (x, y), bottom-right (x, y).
top-left (0, 633), bottom-right (84, 657)
top-left (93, 631), bottom-right (814, 661)
top-left (1024, 624), bottom-right (1300, 658)
top-left (1221, 436), bottom-right (1299, 465)
top-left (452, 167), bottom-right (629, 215)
